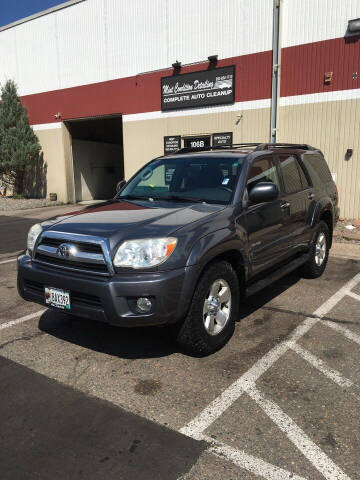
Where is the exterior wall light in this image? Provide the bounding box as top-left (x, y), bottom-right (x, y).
top-left (346, 18), bottom-right (360, 37)
top-left (208, 55), bottom-right (218, 67)
top-left (172, 60), bottom-right (181, 73)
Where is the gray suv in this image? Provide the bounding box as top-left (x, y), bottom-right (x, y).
top-left (18, 143), bottom-right (339, 355)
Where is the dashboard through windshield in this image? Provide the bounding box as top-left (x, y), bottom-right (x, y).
top-left (118, 155), bottom-right (244, 205)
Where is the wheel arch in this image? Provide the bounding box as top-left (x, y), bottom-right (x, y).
top-left (319, 208), bottom-right (333, 247)
top-left (197, 249), bottom-right (246, 293)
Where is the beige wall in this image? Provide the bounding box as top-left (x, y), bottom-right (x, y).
top-left (123, 107), bottom-right (271, 179)
top-left (35, 101), bottom-right (360, 218)
top-left (72, 139), bottom-right (123, 201)
top-left (35, 126), bottom-right (70, 203)
top-left (278, 99), bottom-right (360, 218)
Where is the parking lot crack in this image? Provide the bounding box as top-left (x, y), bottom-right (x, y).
top-left (262, 306), bottom-right (359, 325)
top-left (0, 331), bottom-right (45, 351)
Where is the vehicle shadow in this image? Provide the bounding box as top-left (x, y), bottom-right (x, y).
top-left (38, 309), bottom-right (180, 359)
top-left (238, 269), bottom-right (302, 320)
top-left (38, 270), bottom-right (302, 359)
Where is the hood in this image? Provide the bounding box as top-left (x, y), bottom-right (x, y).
top-left (41, 200), bottom-right (224, 251)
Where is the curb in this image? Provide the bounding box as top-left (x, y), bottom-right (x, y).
top-left (331, 242), bottom-right (360, 261)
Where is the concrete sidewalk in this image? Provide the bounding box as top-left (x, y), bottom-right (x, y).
top-left (331, 242), bottom-right (360, 261)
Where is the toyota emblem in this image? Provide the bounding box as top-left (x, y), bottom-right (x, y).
top-left (57, 243), bottom-right (77, 259)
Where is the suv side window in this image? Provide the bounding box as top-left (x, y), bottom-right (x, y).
top-left (278, 155), bottom-right (304, 194)
top-left (247, 157), bottom-right (280, 193)
top-left (304, 153), bottom-right (333, 183)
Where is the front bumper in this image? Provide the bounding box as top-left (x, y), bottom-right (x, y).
top-left (17, 254), bottom-right (200, 327)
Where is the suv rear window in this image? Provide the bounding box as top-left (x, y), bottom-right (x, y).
top-left (304, 153), bottom-right (333, 183)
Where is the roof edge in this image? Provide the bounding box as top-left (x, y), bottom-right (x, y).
top-left (0, 0), bottom-right (86, 33)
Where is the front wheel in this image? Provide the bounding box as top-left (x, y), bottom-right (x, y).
top-left (301, 220), bottom-right (330, 278)
top-left (176, 261), bottom-right (240, 356)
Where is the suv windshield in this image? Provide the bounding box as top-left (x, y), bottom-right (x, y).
top-left (118, 155), bottom-right (244, 205)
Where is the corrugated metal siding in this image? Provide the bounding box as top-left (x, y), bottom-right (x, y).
top-left (14, 14), bottom-right (59, 94)
top-left (278, 100), bottom-right (360, 218)
top-left (123, 107), bottom-right (270, 179)
top-left (0, 0), bottom-right (273, 97)
top-left (279, 1), bottom-right (360, 218)
top-left (282, 0), bottom-right (360, 47)
top-left (280, 37), bottom-right (360, 98)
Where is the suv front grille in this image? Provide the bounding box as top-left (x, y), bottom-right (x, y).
top-left (34, 252), bottom-right (108, 273)
top-left (39, 237), bottom-right (103, 254)
top-left (33, 232), bottom-right (112, 276)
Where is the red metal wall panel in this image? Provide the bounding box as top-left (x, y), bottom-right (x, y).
top-left (21, 52), bottom-right (272, 125)
top-left (281, 37), bottom-right (360, 98)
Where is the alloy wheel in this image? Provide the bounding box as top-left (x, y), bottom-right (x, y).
top-left (203, 279), bottom-right (232, 336)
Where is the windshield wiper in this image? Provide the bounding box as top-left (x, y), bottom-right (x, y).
top-left (150, 195), bottom-right (205, 203)
top-left (118, 194), bottom-right (148, 200)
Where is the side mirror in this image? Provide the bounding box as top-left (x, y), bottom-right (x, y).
top-left (116, 180), bottom-right (126, 193)
top-left (248, 182), bottom-right (279, 204)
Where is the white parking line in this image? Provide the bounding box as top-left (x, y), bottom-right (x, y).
top-left (247, 386), bottom-right (351, 480)
top-left (0, 258), bottom-right (17, 265)
top-left (321, 320), bottom-right (360, 346)
top-left (180, 319), bottom-right (317, 438)
top-left (202, 435), bottom-right (309, 480)
top-left (346, 290), bottom-right (360, 302)
top-left (180, 272), bottom-right (360, 479)
top-left (0, 310), bottom-right (45, 331)
top-left (291, 343), bottom-right (357, 391)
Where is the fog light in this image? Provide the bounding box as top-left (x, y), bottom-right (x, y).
top-left (136, 297), bottom-right (152, 312)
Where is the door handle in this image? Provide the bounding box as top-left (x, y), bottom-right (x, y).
top-left (308, 193), bottom-right (315, 200)
top-left (281, 201), bottom-right (290, 209)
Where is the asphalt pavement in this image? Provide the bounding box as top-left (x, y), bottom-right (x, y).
top-left (1, 206), bottom-right (360, 480)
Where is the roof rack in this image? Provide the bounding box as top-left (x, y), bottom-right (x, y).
top-left (173, 143), bottom-right (262, 154)
top-left (172, 142), bottom-right (314, 155)
top-left (254, 143), bottom-right (314, 151)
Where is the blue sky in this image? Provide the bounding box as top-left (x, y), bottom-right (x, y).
top-left (0, 0), bottom-right (67, 27)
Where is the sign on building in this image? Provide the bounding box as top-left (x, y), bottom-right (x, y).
top-left (161, 66), bottom-right (235, 111)
top-left (213, 132), bottom-right (233, 147)
top-left (164, 135), bottom-right (181, 154)
top-left (183, 136), bottom-right (211, 151)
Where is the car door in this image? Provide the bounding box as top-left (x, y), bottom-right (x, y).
top-left (276, 153), bottom-right (311, 254)
top-left (244, 155), bottom-right (289, 275)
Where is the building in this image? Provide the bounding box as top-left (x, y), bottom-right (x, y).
top-left (1, 0), bottom-right (359, 217)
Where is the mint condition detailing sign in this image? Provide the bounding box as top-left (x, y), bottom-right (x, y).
top-left (161, 66), bottom-right (235, 111)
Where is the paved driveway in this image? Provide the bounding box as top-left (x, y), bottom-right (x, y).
top-left (1, 207), bottom-right (360, 479)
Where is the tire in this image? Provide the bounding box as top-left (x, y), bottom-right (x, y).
top-left (176, 261), bottom-right (240, 356)
top-left (301, 220), bottom-right (330, 279)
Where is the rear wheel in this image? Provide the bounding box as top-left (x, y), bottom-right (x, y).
top-left (176, 261), bottom-right (239, 356)
top-left (301, 220), bottom-right (330, 278)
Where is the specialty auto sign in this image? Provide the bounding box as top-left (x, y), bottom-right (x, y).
top-left (161, 66), bottom-right (235, 111)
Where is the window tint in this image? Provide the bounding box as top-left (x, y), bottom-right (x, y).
top-left (304, 154), bottom-right (333, 183)
top-left (279, 155), bottom-right (303, 193)
top-left (247, 157), bottom-right (280, 193)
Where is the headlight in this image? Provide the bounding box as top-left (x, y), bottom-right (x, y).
top-left (113, 238), bottom-right (177, 269)
top-left (27, 223), bottom-right (42, 253)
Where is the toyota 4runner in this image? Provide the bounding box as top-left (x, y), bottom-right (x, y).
top-left (18, 143), bottom-right (339, 355)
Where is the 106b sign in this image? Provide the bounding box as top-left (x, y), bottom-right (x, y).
top-left (184, 136), bottom-right (211, 150)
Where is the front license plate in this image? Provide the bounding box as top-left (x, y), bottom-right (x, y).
top-left (45, 287), bottom-right (71, 310)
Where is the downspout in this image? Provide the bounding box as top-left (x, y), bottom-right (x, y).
top-left (270, 0), bottom-right (281, 143)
